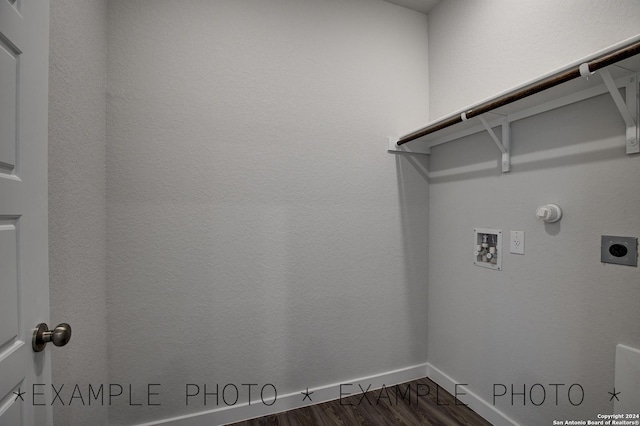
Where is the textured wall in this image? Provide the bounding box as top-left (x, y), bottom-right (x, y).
top-left (428, 0), bottom-right (640, 120)
top-left (427, 1), bottom-right (640, 424)
top-left (106, 0), bottom-right (430, 424)
top-left (48, 0), bottom-right (109, 424)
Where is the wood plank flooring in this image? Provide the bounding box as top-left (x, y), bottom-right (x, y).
top-left (229, 377), bottom-right (491, 426)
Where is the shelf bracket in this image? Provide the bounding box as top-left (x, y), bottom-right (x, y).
top-left (478, 115), bottom-right (510, 172)
top-left (387, 137), bottom-right (430, 155)
top-left (598, 68), bottom-right (639, 154)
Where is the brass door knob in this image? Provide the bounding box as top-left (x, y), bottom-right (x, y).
top-left (32, 323), bottom-right (72, 352)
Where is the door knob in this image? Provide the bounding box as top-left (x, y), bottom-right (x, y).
top-left (32, 323), bottom-right (72, 352)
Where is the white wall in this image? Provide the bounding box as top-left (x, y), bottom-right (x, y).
top-left (48, 0), bottom-right (109, 425)
top-left (428, 0), bottom-right (640, 119)
top-left (427, 1), bottom-right (640, 424)
top-left (106, 0), bottom-right (430, 424)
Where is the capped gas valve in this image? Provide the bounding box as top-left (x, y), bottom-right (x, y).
top-left (536, 204), bottom-right (562, 223)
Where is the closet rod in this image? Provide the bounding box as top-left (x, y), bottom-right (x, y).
top-left (397, 39), bottom-right (640, 146)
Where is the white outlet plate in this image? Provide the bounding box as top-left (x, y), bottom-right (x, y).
top-left (510, 231), bottom-right (525, 255)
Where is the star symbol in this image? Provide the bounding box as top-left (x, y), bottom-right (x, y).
top-left (608, 388), bottom-right (621, 402)
top-left (301, 387), bottom-right (313, 402)
top-left (13, 388), bottom-right (25, 402)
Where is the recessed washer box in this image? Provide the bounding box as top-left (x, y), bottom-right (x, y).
top-left (601, 235), bottom-right (637, 267)
top-left (474, 228), bottom-right (502, 271)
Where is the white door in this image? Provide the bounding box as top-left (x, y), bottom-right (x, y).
top-left (0, 1), bottom-right (52, 425)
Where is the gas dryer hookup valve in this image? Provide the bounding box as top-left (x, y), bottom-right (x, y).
top-left (536, 204), bottom-right (562, 223)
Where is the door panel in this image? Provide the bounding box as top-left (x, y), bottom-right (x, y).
top-left (0, 38), bottom-right (17, 172)
top-left (0, 221), bottom-right (18, 346)
top-left (0, 0), bottom-right (51, 424)
top-left (0, 347), bottom-right (26, 420)
top-left (0, 401), bottom-right (20, 426)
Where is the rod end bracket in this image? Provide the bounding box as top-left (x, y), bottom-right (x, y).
top-left (387, 137), bottom-right (430, 155)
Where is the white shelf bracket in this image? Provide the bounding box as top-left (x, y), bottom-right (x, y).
top-left (387, 136), bottom-right (430, 155)
top-left (479, 115), bottom-right (511, 172)
top-left (598, 68), bottom-right (639, 154)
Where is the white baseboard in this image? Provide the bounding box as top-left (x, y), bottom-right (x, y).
top-left (426, 363), bottom-right (520, 426)
top-left (136, 363), bottom-right (429, 426)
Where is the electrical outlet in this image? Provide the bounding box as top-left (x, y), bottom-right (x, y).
top-left (601, 236), bottom-right (637, 266)
top-left (510, 231), bottom-right (525, 255)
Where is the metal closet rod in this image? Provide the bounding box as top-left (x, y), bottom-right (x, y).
top-left (397, 39), bottom-right (640, 146)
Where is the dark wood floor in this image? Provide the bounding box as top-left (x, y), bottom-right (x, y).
top-left (229, 377), bottom-right (491, 426)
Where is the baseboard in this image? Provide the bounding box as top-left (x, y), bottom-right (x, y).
top-left (426, 363), bottom-right (520, 426)
top-left (136, 363), bottom-right (429, 426)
